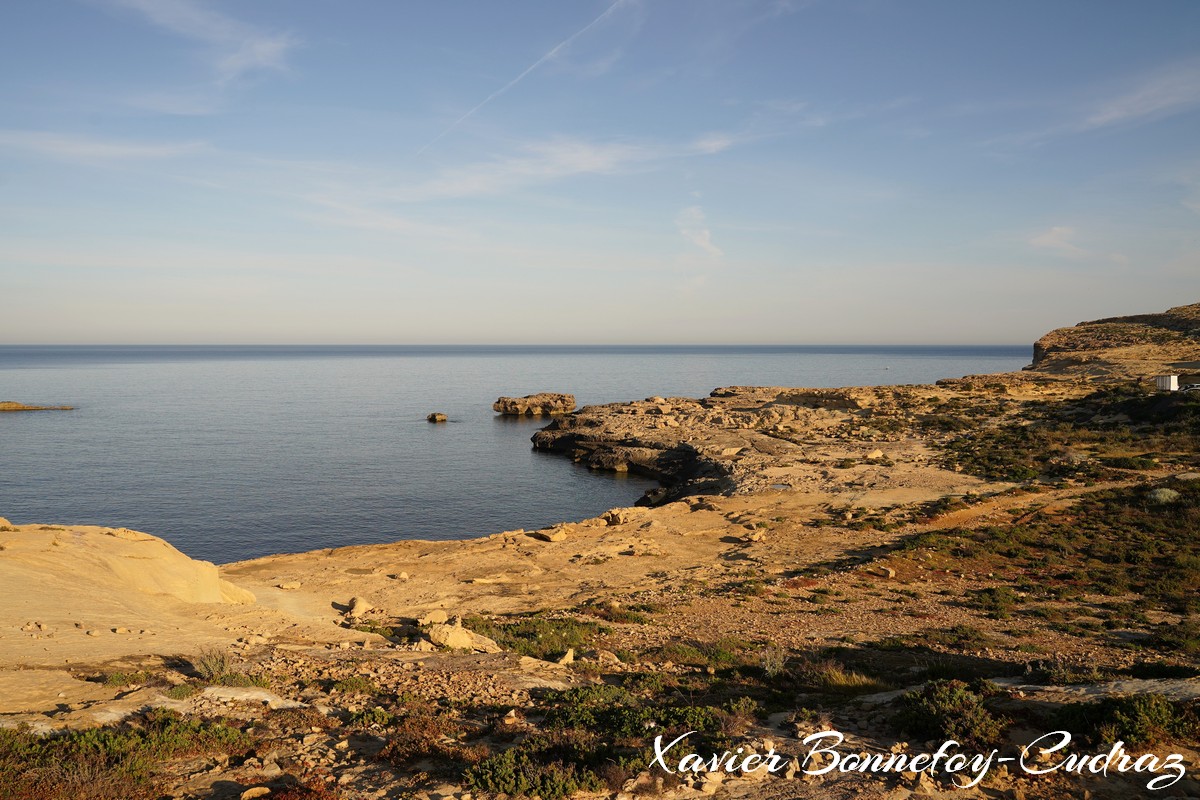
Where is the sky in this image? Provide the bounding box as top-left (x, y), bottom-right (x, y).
top-left (1, 0), bottom-right (1198, 345)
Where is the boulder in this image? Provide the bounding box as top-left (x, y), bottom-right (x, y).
top-left (426, 412), bottom-right (448, 423)
top-left (427, 619), bottom-right (502, 653)
top-left (417, 610), bottom-right (449, 625)
top-left (493, 393), bottom-right (576, 416)
top-left (348, 597), bottom-right (372, 617)
top-left (602, 508), bottom-right (632, 526)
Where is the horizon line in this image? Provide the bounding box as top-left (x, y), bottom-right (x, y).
top-left (0, 342), bottom-right (1031, 349)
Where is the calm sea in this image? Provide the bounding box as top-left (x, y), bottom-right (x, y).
top-left (0, 345), bottom-right (1028, 563)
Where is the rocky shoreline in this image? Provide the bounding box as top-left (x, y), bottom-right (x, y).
top-left (2, 303), bottom-right (1199, 800)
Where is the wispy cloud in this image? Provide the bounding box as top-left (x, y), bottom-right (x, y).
top-left (415, 137), bottom-right (651, 197)
top-left (1030, 226), bottom-right (1086, 256)
top-left (1082, 58), bottom-right (1200, 130)
top-left (406, 132), bottom-right (749, 201)
top-left (989, 58), bottom-right (1200, 148)
top-left (676, 205), bottom-right (723, 258)
top-left (108, 0), bottom-right (298, 84)
top-left (418, 0), bottom-right (634, 154)
top-left (1177, 168), bottom-right (1200, 216)
top-left (0, 129), bottom-right (206, 162)
top-left (1029, 226), bottom-right (1126, 264)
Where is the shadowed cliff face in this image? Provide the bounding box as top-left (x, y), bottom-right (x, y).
top-left (1028, 302), bottom-right (1200, 376)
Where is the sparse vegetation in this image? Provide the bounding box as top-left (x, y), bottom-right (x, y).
top-left (0, 709), bottom-right (249, 800)
top-left (331, 675), bottom-right (376, 695)
top-left (192, 647), bottom-right (231, 681)
top-left (1056, 694), bottom-right (1200, 747)
top-left (460, 613), bottom-right (605, 661)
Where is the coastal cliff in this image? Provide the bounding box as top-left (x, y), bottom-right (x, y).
top-left (1029, 301), bottom-right (1200, 375)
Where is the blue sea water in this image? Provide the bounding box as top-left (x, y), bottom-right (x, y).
top-left (0, 345), bottom-right (1029, 563)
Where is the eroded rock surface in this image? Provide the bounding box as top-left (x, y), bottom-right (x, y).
top-left (492, 392), bottom-right (576, 415)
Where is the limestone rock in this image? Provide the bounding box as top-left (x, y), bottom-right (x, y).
top-left (700, 771), bottom-right (726, 794)
top-left (348, 597), bottom-right (372, 617)
top-left (556, 648), bottom-right (575, 665)
top-left (417, 610), bottom-right (449, 625)
top-left (867, 449), bottom-right (885, 459)
top-left (534, 528), bottom-right (568, 542)
top-left (278, 580), bottom-right (301, 590)
top-left (493, 393), bottom-right (576, 416)
top-left (595, 649), bottom-right (623, 665)
top-left (1, 523), bottom-right (256, 607)
top-left (427, 620), bottom-right (501, 653)
top-left (426, 412), bottom-right (448, 423)
top-left (202, 686), bottom-right (305, 710)
top-left (602, 508), bottom-right (632, 526)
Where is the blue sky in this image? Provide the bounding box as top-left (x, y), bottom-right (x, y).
top-left (1, 0), bottom-right (1198, 344)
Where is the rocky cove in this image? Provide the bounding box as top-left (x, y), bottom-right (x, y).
top-left (2, 304), bottom-right (1200, 800)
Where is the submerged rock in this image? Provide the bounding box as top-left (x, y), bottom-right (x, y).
top-left (426, 412), bottom-right (447, 423)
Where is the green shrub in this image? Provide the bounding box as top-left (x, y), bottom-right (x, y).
top-left (1056, 694), bottom-right (1200, 747)
top-left (893, 679), bottom-right (1007, 749)
top-left (101, 671), bottom-right (152, 687)
top-left (350, 706), bottom-right (395, 728)
top-left (967, 586), bottom-right (1022, 618)
top-left (0, 709), bottom-right (249, 800)
top-left (165, 683), bottom-right (198, 700)
top-left (464, 730), bottom-right (606, 800)
top-left (212, 672), bottom-right (269, 689)
top-left (331, 676), bottom-right (376, 695)
top-left (460, 614), bottom-right (604, 661)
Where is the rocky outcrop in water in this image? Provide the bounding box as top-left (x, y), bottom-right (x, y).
top-left (0, 401), bottom-right (74, 412)
top-left (492, 393), bottom-right (576, 416)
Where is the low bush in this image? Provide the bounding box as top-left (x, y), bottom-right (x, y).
top-left (192, 647), bottom-right (230, 681)
top-left (0, 709), bottom-right (249, 800)
top-left (1056, 694), bottom-right (1200, 747)
top-left (893, 679), bottom-right (1008, 749)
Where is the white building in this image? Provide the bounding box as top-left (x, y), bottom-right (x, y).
top-left (1156, 375), bottom-right (1179, 392)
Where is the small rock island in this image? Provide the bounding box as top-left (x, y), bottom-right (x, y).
top-left (492, 392), bottom-right (576, 416)
top-left (0, 400), bottom-right (74, 412)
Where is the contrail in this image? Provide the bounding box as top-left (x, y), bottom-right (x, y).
top-left (417, 0), bottom-right (628, 155)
